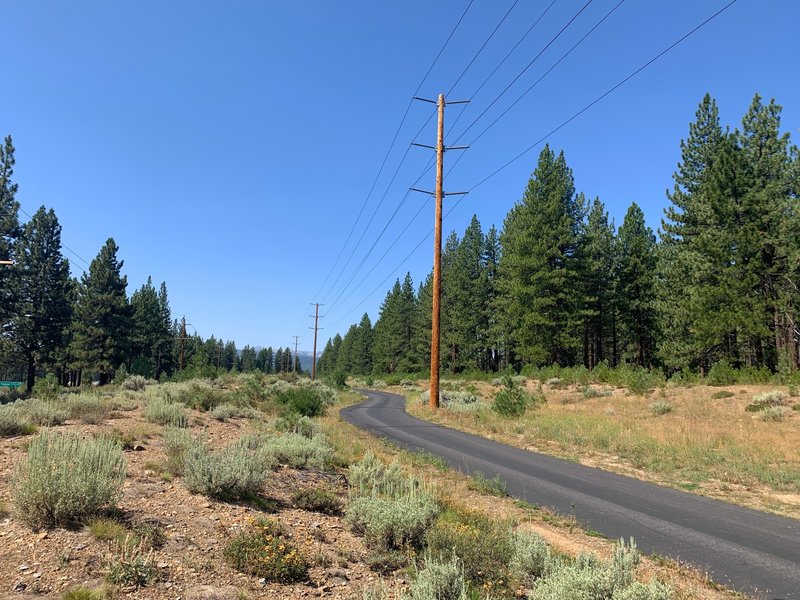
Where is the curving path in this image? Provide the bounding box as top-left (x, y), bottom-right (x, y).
top-left (341, 389), bottom-right (800, 600)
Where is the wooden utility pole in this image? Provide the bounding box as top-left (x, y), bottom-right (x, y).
top-left (411, 94), bottom-right (468, 409)
top-left (292, 336), bottom-right (301, 372)
top-left (430, 93), bottom-right (445, 410)
top-left (309, 303), bottom-right (323, 380)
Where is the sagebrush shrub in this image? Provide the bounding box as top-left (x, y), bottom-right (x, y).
top-left (13, 431), bottom-right (126, 528)
top-left (649, 400), bottom-right (672, 416)
top-left (224, 518), bottom-right (308, 582)
top-left (143, 398), bottom-right (187, 427)
top-left (408, 553), bottom-right (468, 600)
top-left (468, 471), bottom-right (508, 496)
top-left (759, 406), bottom-right (790, 422)
top-left (121, 375), bottom-right (147, 391)
top-left (346, 492), bottom-right (440, 551)
top-left (67, 395), bottom-right (111, 424)
top-left (261, 432), bottom-right (334, 469)
top-left (0, 404), bottom-right (35, 437)
top-left (746, 390), bottom-right (786, 413)
top-left (509, 530), bottom-right (552, 586)
top-left (182, 436), bottom-right (268, 499)
top-left (162, 427), bottom-right (199, 475)
top-left (211, 403), bottom-right (255, 421)
top-left (19, 399), bottom-right (69, 426)
top-left (274, 413), bottom-right (320, 438)
top-left (348, 452), bottom-right (410, 497)
top-left (291, 487), bottom-right (342, 515)
top-left (425, 511), bottom-right (512, 587)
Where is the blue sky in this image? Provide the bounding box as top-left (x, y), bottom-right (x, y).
top-left (3, 1), bottom-right (798, 352)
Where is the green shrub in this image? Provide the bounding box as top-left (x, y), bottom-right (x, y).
top-left (612, 580), bottom-right (672, 600)
top-left (291, 487), bottom-right (342, 515)
top-left (106, 537), bottom-right (157, 588)
top-left (275, 387), bottom-right (325, 417)
top-left (67, 395), bottom-right (111, 424)
top-left (331, 370), bottom-right (348, 390)
top-left (182, 436), bottom-right (269, 500)
top-left (346, 493), bottom-right (440, 551)
top-left (262, 432), bottom-right (334, 469)
top-left (224, 518), bottom-right (308, 582)
top-left (711, 390), bottom-right (735, 399)
top-left (707, 360), bottom-right (737, 386)
top-left (425, 510), bottom-right (512, 587)
top-left (493, 376), bottom-right (530, 417)
top-left (759, 406), bottom-right (790, 422)
top-left (746, 390), bottom-right (786, 412)
top-left (372, 380), bottom-right (388, 390)
top-left (62, 587), bottom-right (106, 600)
top-left (274, 413), bottom-right (320, 438)
top-left (442, 391), bottom-right (481, 412)
top-left (788, 384), bottom-right (799, 398)
top-left (13, 431), bottom-right (126, 528)
top-left (32, 373), bottom-right (61, 401)
top-left (408, 554), bottom-right (468, 600)
top-left (530, 538), bottom-right (651, 600)
top-left (348, 452), bottom-right (410, 497)
top-left (121, 375), bottom-right (146, 392)
top-left (0, 404), bottom-right (35, 437)
top-left (509, 530), bottom-right (552, 586)
top-left (649, 400), bottom-right (672, 416)
top-left (211, 402), bottom-right (255, 421)
top-left (19, 398), bottom-right (69, 426)
top-left (162, 427), bottom-right (199, 475)
top-left (582, 386), bottom-right (603, 399)
top-left (143, 398), bottom-right (187, 427)
top-left (467, 471), bottom-right (508, 496)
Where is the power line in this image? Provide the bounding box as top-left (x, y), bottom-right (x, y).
top-left (442, 0), bottom-right (627, 180)
top-left (467, 0), bottom-right (740, 194)
top-left (312, 0), bottom-right (476, 306)
top-left (298, 0), bottom-right (477, 340)
top-left (326, 0), bottom-right (740, 331)
top-left (451, 0), bottom-right (595, 145)
top-left (17, 204), bottom-right (91, 270)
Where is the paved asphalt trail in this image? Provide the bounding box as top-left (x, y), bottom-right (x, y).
top-left (341, 389), bottom-right (800, 599)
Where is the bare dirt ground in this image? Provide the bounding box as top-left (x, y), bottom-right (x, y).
top-left (0, 404), bottom-right (400, 600)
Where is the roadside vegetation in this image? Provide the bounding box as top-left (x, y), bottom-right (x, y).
top-left (0, 372), bottom-right (739, 599)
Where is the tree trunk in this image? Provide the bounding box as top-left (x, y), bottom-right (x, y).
top-left (26, 353), bottom-right (35, 393)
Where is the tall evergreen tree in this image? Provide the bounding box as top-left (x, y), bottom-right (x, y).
top-left (0, 136), bottom-right (20, 325)
top-left (497, 145), bottom-right (583, 366)
top-left (617, 203), bottom-right (658, 367)
top-left (240, 345), bottom-right (257, 372)
top-left (72, 238), bottom-right (131, 384)
top-left (9, 207), bottom-right (73, 390)
top-left (578, 198), bottom-right (617, 368)
top-left (130, 277), bottom-right (168, 379)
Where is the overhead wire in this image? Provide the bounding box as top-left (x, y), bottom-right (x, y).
top-left (295, 0), bottom-right (477, 347)
top-left (17, 204), bottom-right (91, 271)
top-left (328, 0), bottom-right (740, 329)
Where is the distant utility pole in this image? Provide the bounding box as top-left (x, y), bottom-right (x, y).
top-left (292, 336), bottom-right (301, 372)
top-left (309, 303), bottom-right (324, 380)
top-left (412, 93), bottom-right (469, 410)
top-left (178, 317), bottom-right (189, 371)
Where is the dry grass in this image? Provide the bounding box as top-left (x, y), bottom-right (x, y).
top-left (402, 380), bottom-right (800, 518)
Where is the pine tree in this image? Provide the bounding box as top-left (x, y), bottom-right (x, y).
top-left (240, 345), bottom-right (257, 372)
top-left (659, 94), bottom-right (725, 371)
top-left (9, 207), bottom-right (73, 390)
top-left (578, 198), bottom-right (617, 368)
top-left (350, 313), bottom-right (373, 375)
top-left (224, 340), bottom-right (238, 371)
top-left (0, 135), bottom-right (20, 324)
top-left (497, 145), bottom-right (583, 366)
top-left (130, 277), bottom-right (164, 378)
top-left (372, 275), bottom-right (416, 373)
top-left (72, 238), bottom-right (132, 384)
top-left (274, 348), bottom-right (284, 373)
top-left (482, 226), bottom-right (503, 370)
top-left (617, 203), bottom-right (658, 366)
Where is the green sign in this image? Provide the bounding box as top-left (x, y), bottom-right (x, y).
top-left (0, 381), bottom-right (23, 388)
